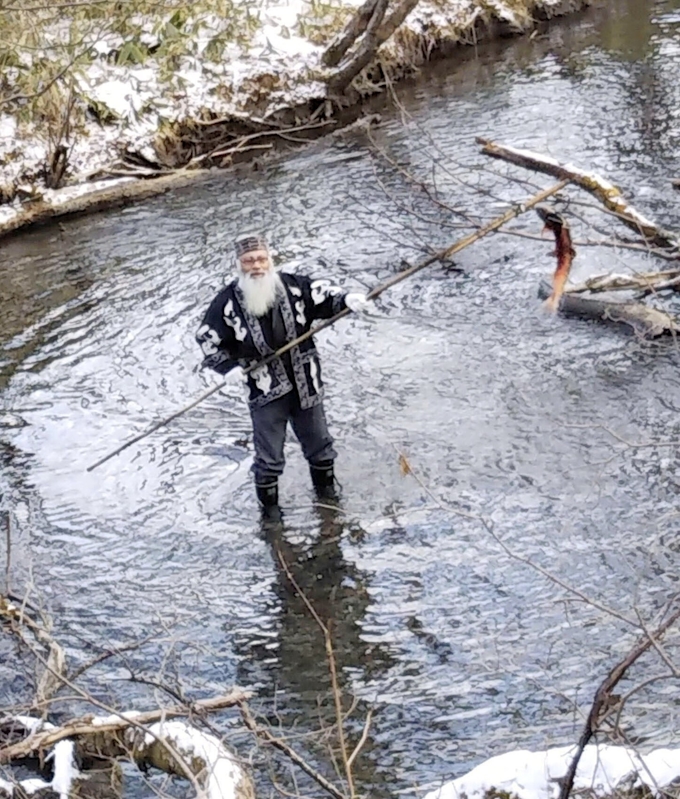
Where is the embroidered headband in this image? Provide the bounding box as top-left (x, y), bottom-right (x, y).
top-left (234, 235), bottom-right (268, 257)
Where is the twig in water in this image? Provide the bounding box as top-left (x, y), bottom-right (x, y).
top-left (239, 701), bottom-right (346, 799)
top-left (4, 510), bottom-right (10, 597)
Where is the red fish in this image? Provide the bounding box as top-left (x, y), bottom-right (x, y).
top-left (536, 206), bottom-right (576, 313)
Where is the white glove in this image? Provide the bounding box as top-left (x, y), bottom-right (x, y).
top-left (345, 292), bottom-right (375, 315)
top-left (224, 365), bottom-right (247, 387)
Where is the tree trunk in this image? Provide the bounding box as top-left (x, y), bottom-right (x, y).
top-left (322, 0), bottom-right (380, 68)
top-left (375, 0), bottom-right (422, 44)
top-left (326, 0), bottom-right (421, 95)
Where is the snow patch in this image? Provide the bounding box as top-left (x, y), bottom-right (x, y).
top-left (14, 779), bottom-right (53, 796)
top-left (48, 740), bottom-right (79, 799)
top-left (146, 720), bottom-right (246, 799)
top-left (90, 710), bottom-right (143, 726)
top-left (12, 715), bottom-right (55, 735)
top-left (42, 176), bottom-right (136, 206)
top-left (0, 718), bottom-right (74, 799)
top-left (0, 0), bottom-right (588, 207)
top-left (423, 743), bottom-right (680, 799)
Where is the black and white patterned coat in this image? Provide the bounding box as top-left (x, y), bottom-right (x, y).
top-left (196, 272), bottom-right (349, 410)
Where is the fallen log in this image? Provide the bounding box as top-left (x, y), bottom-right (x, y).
top-left (478, 137), bottom-right (680, 252)
top-left (567, 268), bottom-right (680, 295)
top-left (537, 280), bottom-right (679, 338)
top-left (0, 171), bottom-right (204, 241)
top-left (0, 701), bottom-right (255, 799)
top-left (0, 691), bottom-right (250, 763)
top-left (2, 591), bottom-right (254, 798)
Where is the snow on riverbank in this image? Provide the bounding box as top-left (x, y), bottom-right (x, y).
top-left (0, 0), bottom-right (589, 235)
top-left (423, 743), bottom-right (680, 799)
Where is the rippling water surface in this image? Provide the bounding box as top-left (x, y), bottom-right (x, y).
top-left (2, 1), bottom-right (680, 795)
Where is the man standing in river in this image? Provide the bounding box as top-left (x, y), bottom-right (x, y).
top-left (196, 234), bottom-right (373, 521)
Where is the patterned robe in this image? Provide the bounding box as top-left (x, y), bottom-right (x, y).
top-left (196, 273), bottom-right (349, 410)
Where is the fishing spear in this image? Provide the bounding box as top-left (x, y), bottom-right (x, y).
top-left (87, 179), bottom-right (568, 472)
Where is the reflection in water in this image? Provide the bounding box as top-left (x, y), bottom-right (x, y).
top-left (237, 505), bottom-right (394, 792)
top-left (0, 228), bottom-right (97, 391)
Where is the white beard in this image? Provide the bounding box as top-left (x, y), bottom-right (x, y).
top-left (238, 269), bottom-right (282, 317)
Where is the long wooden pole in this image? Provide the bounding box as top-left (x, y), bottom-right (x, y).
top-left (86, 179), bottom-right (568, 472)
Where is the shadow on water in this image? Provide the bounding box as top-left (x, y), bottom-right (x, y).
top-left (2, 0), bottom-right (680, 795)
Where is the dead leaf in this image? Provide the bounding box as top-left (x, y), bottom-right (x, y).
top-left (398, 453), bottom-right (412, 477)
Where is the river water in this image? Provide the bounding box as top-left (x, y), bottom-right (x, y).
top-left (2, 1), bottom-right (680, 796)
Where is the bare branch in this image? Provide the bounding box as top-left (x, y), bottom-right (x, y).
top-left (239, 702), bottom-right (346, 799)
top-left (557, 604), bottom-right (680, 799)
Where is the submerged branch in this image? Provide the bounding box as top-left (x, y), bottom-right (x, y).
top-left (240, 702), bottom-right (346, 799)
top-left (536, 280), bottom-right (679, 338)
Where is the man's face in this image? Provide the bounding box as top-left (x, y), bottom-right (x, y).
top-left (239, 248), bottom-right (271, 279)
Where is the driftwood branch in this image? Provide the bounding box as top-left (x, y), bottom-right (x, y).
top-left (2, 592), bottom-right (253, 798)
top-left (326, 0), bottom-right (421, 94)
top-left (557, 604), bottom-right (680, 799)
top-left (537, 280), bottom-right (678, 338)
top-left (567, 268), bottom-right (680, 295)
top-left (87, 177), bottom-right (568, 471)
top-left (1, 711), bottom-right (255, 799)
top-left (478, 137), bottom-right (680, 252)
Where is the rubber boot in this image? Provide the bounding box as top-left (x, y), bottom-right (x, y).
top-left (309, 460), bottom-right (338, 502)
top-left (255, 479), bottom-right (282, 524)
